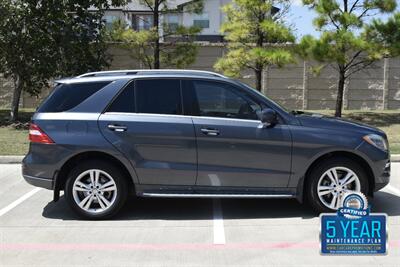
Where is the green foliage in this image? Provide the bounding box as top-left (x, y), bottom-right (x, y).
top-left (108, 20), bottom-right (156, 69)
top-left (0, 0), bottom-right (127, 121)
top-left (140, 0), bottom-right (204, 13)
top-left (0, 0), bottom-right (125, 96)
top-left (161, 25), bottom-right (200, 68)
top-left (298, 0), bottom-right (397, 116)
top-left (160, 42), bottom-right (198, 69)
top-left (108, 0), bottom-right (201, 69)
top-left (215, 0), bottom-right (295, 91)
top-left (179, 0), bottom-right (204, 14)
top-left (365, 12), bottom-right (400, 56)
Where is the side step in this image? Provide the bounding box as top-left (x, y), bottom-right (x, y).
top-left (142, 193), bottom-right (295, 199)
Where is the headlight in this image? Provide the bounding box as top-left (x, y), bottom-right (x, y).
top-left (363, 134), bottom-right (388, 151)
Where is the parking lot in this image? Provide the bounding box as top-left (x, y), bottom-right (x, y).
top-left (0, 163), bottom-right (399, 266)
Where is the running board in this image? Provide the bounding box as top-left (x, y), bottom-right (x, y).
top-left (141, 193), bottom-right (295, 199)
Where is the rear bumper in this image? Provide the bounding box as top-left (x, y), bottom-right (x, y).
top-left (23, 174), bottom-right (53, 190)
top-left (22, 148), bottom-right (58, 190)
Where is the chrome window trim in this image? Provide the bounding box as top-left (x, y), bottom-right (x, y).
top-left (102, 112), bottom-right (262, 123)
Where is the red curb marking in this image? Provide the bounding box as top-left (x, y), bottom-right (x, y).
top-left (1, 241), bottom-right (398, 251)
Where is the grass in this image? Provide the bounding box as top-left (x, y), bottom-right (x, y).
top-left (0, 109), bottom-right (34, 156)
top-left (0, 109), bottom-right (399, 155)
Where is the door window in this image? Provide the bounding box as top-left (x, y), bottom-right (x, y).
top-left (136, 79), bottom-right (182, 115)
top-left (184, 80), bottom-right (261, 120)
top-left (107, 82), bottom-right (135, 113)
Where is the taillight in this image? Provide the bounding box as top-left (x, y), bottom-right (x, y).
top-left (29, 123), bottom-right (54, 144)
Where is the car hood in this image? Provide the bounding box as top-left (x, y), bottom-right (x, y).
top-left (295, 112), bottom-right (385, 136)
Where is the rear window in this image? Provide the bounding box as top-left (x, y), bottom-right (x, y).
top-left (37, 82), bottom-right (111, 112)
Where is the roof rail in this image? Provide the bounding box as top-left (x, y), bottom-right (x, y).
top-left (76, 69), bottom-right (227, 78)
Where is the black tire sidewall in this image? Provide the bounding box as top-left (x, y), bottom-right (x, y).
top-left (65, 160), bottom-right (128, 219)
top-left (307, 157), bottom-right (369, 213)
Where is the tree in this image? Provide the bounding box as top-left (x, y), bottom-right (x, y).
top-left (365, 12), bottom-right (400, 57)
top-left (109, 18), bottom-right (201, 69)
top-left (214, 0), bottom-right (295, 92)
top-left (117, 0), bottom-right (203, 69)
top-left (298, 0), bottom-right (397, 117)
top-left (0, 0), bottom-right (125, 121)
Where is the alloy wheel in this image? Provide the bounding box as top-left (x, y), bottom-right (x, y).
top-left (317, 166), bottom-right (361, 210)
top-left (72, 169), bottom-right (118, 214)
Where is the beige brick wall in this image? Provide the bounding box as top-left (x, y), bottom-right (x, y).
top-left (1, 45), bottom-right (400, 110)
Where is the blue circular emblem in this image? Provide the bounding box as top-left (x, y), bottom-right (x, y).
top-left (339, 192), bottom-right (369, 219)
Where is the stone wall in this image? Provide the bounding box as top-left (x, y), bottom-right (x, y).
top-left (1, 45), bottom-right (400, 110)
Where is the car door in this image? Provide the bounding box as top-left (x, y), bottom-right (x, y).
top-left (182, 79), bottom-right (292, 188)
top-left (99, 78), bottom-right (197, 186)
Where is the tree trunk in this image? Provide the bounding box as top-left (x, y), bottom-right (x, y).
top-left (255, 68), bottom-right (262, 92)
top-left (10, 75), bottom-right (22, 122)
top-left (335, 69), bottom-right (346, 117)
top-left (153, 0), bottom-right (160, 69)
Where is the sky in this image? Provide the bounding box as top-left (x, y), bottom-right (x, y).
top-left (288, 0), bottom-right (318, 39)
top-left (288, 0), bottom-right (400, 40)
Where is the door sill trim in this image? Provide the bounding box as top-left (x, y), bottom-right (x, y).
top-left (141, 193), bottom-right (295, 198)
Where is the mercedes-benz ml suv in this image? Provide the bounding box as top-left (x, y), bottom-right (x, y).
top-left (22, 70), bottom-right (391, 219)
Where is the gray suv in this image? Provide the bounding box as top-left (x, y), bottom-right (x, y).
top-left (22, 70), bottom-right (391, 219)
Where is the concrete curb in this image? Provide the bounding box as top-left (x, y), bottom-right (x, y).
top-left (0, 156), bottom-right (24, 164)
top-left (0, 155), bottom-right (400, 164)
top-left (392, 154), bottom-right (400, 162)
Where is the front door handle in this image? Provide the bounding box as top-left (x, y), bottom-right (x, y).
top-left (200, 128), bottom-right (220, 136)
top-left (108, 124), bottom-right (127, 132)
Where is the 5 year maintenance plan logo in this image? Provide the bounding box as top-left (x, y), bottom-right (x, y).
top-left (320, 192), bottom-right (387, 255)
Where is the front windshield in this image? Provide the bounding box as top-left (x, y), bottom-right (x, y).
top-left (235, 80), bottom-right (290, 113)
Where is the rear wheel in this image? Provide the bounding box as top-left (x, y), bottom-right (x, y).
top-left (306, 157), bottom-right (369, 213)
top-left (65, 160), bottom-right (128, 219)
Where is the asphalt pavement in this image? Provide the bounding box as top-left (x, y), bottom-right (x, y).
top-left (0, 163), bottom-right (399, 266)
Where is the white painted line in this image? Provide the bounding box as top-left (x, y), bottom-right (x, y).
top-left (213, 199), bottom-right (226, 245)
top-left (0, 188), bottom-right (41, 217)
top-left (208, 174), bottom-right (226, 245)
top-left (385, 185), bottom-right (400, 196)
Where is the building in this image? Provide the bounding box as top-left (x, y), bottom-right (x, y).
top-left (101, 0), bottom-right (250, 42)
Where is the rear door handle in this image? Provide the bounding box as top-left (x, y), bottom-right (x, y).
top-left (200, 128), bottom-right (220, 136)
top-left (108, 124), bottom-right (127, 132)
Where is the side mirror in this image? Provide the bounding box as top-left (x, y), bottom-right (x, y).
top-left (257, 108), bottom-right (277, 128)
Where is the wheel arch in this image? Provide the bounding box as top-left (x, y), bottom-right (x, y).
top-left (54, 151), bottom-right (136, 201)
top-left (298, 151), bottom-right (375, 202)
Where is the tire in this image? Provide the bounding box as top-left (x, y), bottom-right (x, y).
top-left (306, 157), bottom-right (369, 213)
top-left (65, 160), bottom-right (128, 219)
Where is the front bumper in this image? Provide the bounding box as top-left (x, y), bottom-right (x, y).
top-left (374, 160), bottom-right (391, 191)
top-left (356, 141), bottom-right (390, 193)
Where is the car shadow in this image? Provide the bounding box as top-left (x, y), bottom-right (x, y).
top-left (369, 191), bottom-right (400, 215)
top-left (41, 191), bottom-right (400, 221)
top-left (42, 196), bottom-right (316, 221)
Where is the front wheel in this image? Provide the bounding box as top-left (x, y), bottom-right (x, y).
top-left (306, 157), bottom-right (369, 213)
top-left (65, 160), bottom-right (128, 219)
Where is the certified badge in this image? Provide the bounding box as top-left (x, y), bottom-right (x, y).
top-left (320, 191), bottom-right (387, 255)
